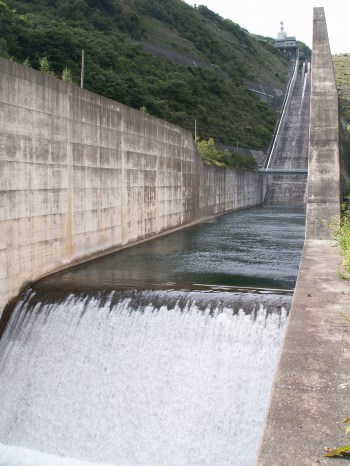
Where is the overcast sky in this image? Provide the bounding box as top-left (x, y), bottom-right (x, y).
top-left (184, 0), bottom-right (349, 54)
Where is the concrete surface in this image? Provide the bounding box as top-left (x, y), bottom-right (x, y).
top-left (256, 8), bottom-right (350, 465)
top-left (306, 8), bottom-right (342, 239)
top-left (256, 239), bottom-right (350, 465)
top-left (265, 60), bottom-right (310, 205)
top-left (0, 58), bottom-right (266, 317)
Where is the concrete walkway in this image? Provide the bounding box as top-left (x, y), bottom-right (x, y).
top-left (257, 239), bottom-right (350, 465)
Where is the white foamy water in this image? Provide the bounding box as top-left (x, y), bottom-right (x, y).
top-left (0, 444), bottom-right (115, 466)
top-left (0, 289), bottom-right (287, 466)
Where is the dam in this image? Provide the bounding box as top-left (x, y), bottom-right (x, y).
top-left (0, 6), bottom-right (350, 466)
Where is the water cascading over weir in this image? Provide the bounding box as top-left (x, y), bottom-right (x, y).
top-left (2, 8), bottom-right (345, 465)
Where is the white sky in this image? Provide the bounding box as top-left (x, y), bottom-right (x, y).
top-left (184, 1), bottom-right (349, 54)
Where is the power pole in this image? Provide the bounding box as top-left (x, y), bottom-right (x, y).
top-left (81, 49), bottom-right (85, 89)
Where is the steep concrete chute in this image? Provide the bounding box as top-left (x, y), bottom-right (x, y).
top-left (263, 56), bottom-right (311, 204)
top-left (264, 57), bottom-right (300, 171)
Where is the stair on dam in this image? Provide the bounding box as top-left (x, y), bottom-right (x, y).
top-left (265, 63), bottom-right (310, 205)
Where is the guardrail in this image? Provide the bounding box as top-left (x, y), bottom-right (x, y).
top-left (263, 56), bottom-right (300, 169)
top-left (258, 168), bottom-right (308, 174)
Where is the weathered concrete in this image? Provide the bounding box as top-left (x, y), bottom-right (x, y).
top-left (306, 8), bottom-right (349, 239)
top-left (0, 58), bottom-right (266, 317)
top-left (256, 8), bottom-right (350, 465)
top-left (264, 60), bottom-right (311, 205)
top-left (257, 240), bottom-right (350, 465)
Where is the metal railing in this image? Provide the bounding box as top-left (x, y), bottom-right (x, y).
top-left (263, 55), bottom-right (300, 169)
top-left (258, 167), bottom-right (308, 174)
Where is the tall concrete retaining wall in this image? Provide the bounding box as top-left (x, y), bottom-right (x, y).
top-left (0, 58), bottom-right (266, 317)
top-left (306, 9), bottom-right (350, 238)
top-left (256, 8), bottom-right (350, 465)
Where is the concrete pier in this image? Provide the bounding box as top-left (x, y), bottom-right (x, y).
top-left (256, 8), bottom-right (350, 464)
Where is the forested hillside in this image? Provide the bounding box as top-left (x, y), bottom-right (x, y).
top-left (0, 0), bottom-right (305, 151)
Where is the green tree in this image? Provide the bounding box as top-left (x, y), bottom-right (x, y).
top-left (61, 67), bottom-right (74, 83)
top-left (23, 57), bottom-right (32, 67)
top-left (196, 137), bottom-right (227, 167)
top-left (0, 38), bottom-right (9, 58)
top-left (0, 0), bottom-right (291, 149)
top-left (39, 56), bottom-right (55, 77)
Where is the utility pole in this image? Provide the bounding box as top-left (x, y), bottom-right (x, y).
top-left (194, 119), bottom-right (197, 141)
top-left (80, 49), bottom-right (85, 89)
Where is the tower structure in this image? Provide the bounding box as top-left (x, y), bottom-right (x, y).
top-left (275, 21), bottom-right (298, 58)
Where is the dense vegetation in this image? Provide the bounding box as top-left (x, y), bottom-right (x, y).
top-left (0, 0), bottom-right (295, 153)
top-left (333, 54), bottom-right (350, 132)
top-left (196, 137), bottom-right (257, 169)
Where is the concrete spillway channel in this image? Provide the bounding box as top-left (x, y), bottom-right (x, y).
top-left (264, 59), bottom-right (311, 205)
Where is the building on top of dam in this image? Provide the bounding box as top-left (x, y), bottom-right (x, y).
top-left (275, 21), bottom-right (298, 58)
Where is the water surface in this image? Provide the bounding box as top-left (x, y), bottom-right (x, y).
top-left (47, 205), bottom-right (306, 292)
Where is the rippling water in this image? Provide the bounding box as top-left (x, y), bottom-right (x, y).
top-left (48, 205), bottom-right (306, 291)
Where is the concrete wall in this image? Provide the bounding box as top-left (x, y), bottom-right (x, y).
top-left (306, 8), bottom-right (350, 239)
top-left (256, 8), bottom-right (350, 465)
top-left (0, 57), bottom-right (266, 316)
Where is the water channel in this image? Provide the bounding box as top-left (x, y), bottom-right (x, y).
top-left (0, 205), bottom-right (306, 466)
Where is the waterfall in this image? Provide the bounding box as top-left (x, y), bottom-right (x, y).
top-left (0, 287), bottom-right (289, 466)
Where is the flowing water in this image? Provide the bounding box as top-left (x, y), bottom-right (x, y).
top-left (43, 204), bottom-right (305, 291)
top-left (0, 205), bottom-right (305, 466)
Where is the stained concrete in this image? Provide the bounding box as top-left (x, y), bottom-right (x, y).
top-left (256, 8), bottom-right (350, 465)
top-left (257, 240), bottom-right (350, 465)
top-left (306, 8), bottom-right (344, 239)
top-left (0, 58), bottom-right (266, 317)
top-left (265, 60), bottom-right (310, 205)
